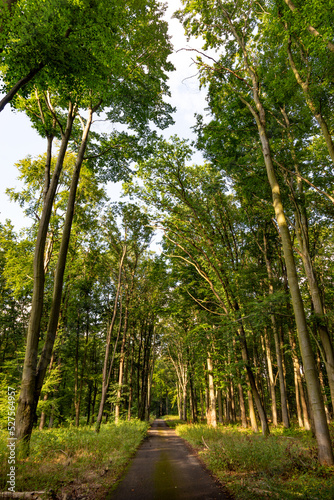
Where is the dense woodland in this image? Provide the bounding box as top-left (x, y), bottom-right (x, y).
top-left (1, 0), bottom-right (334, 470)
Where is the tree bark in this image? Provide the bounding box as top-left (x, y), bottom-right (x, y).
top-left (34, 106), bottom-right (95, 408)
top-left (95, 246), bottom-right (126, 432)
top-left (263, 330), bottom-right (278, 426)
top-left (206, 353), bottom-right (217, 427)
top-left (15, 103), bottom-right (76, 453)
top-left (238, 325), bottom-right (269, 436)
top-left (248, 390), bottom-right (258, 433)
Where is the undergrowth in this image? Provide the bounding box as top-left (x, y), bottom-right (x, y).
top-left (174, 421), bottom-right (334, 500)
top-left (0, 420), bottom-right (149, 499)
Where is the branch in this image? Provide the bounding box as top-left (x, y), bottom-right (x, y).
top-left (0, 63), bottom-right (44, 112)
top-left (179, 47), bottom-right (251, 88)
top-left (273, 159), bottom-right (334, 204)
top-left (186, 290), bottom-right (225, 316)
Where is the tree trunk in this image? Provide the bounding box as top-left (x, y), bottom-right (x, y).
top-left (96, 251), bottom-right (125, 432)
top-left (15, 103), bottom-right (77, 454)
top-left (238, 326), bottom-right (269, 435)
top-left (38, 394), bottom-right (48, 431)
top-left (127, 341), bottom-right (135, 421)
top-left (281, 110), bottom-right (334, 411)
top-left (206, 354), bottom-right (217, 427)
top-left (317, 350), bottom-right (330, 422)
top-left (248, 390), bottom-right (258, 433)
top-left (242, 91), bottom-right (332, 463)
top-left (115, 319), bottom-right (128, 423)
top-left (263, 233), bottom-right (290, 427)
top-left (217, 389), bottom-right (223, 424)
top-left (263, 330), bottom-right (278, 426)
top-left (238, 383), bottom-right (247, 428)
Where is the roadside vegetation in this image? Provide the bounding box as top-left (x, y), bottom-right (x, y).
top-left (0, 420), bottom-right (149, 499)
top-left (163, 417), bottom-right (334, 500)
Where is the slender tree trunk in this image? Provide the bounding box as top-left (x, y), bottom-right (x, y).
top-left (248, 390), bottom-right (258, 432)
top-left (206, 353), bottom-right (217, 427)
top-left (15, 103), bottom-right (76, 453)
top-left (177, 389), bottom-right (182, 420)
top-left (91, 382), bottom-right (97, 425)
top-left (317, 350), bottom-right (330, 423)
top-left (33, 108), bottom-right (95, 434)
top-left (238, 383), bottom-right (247, 428)
top-left (287, 318), bottom-right (311, 430)
top-left (238, 326), bottom-right (269, 435)
top-left (74, 317), bottom-right (80, 427)
top-left (189, 363), bottom-right (198, 423)
top-left (39, 394), bottom-right (48, 431)
top-left (293, 199), bottom-right (334, 409)
top-left (200, 388), bottom-right (204, 421)
top-left (233, 338), bottom-right (247, 428)
top-left (0, 63), bottom-right (45, 112)
top-left (115, 282), bottom-right (134, 423)
top-left (280, 108), bottom-right (334, 410)
top-left (39, 352), bottom-right (55, 431)
top-left (127, 341), bottom-right (135, 421)
top-left (96, 247), bottom-right (126, 432)
top-left (74, 309), bottom-right (89, 427)
top-left (86, 383), bottom-right (92, 425)
top-left (263, 234), bottom-right (290, 427)
top-left (263, 330), bottom-right (278, 425)
top-left (146, 330), bottom-right (156, 422)
top-left (217, 389), bottom-right (223, 424)
top-left (115, 326), bottom-right (128, 423)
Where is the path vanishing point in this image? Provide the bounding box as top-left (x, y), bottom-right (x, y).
top-left (107, 419), bottom-right (230, 500)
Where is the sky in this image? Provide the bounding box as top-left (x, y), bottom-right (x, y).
top-left (0, 0), bottom-right (212, 232)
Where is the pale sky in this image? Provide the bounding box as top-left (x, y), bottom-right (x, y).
top-left (0, 0), bottom-right (210, 232)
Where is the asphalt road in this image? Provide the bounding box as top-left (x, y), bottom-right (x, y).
top-left (107, 419), bottom-right (230, 500)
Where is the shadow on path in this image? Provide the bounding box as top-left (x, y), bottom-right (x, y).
top-left (107, 419), bottom-right (230, 500)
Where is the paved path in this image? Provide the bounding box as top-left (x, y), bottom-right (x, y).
top-left (107, 419), bottom-right (230, 500)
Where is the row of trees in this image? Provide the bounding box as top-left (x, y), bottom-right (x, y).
top-left (134, 0), bottom-right (334, 465)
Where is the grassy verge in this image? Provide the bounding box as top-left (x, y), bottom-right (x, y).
top-left (173, 422), bottom-right (334, 500)
top-left (0, 420), bottom-right (149, 499)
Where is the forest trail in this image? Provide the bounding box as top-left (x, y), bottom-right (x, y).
top-left (107, 419), bottom-right (230, 500)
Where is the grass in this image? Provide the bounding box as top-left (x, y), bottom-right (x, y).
top-left (0, 419), bottom-right (149, 499)
top-left (160, 414), bottom-right (185, 428)
top-left (169, 419), bottom-right (334, 500)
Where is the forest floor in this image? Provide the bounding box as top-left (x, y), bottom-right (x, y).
top-left (107, 418), bottom-right (231, 500)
